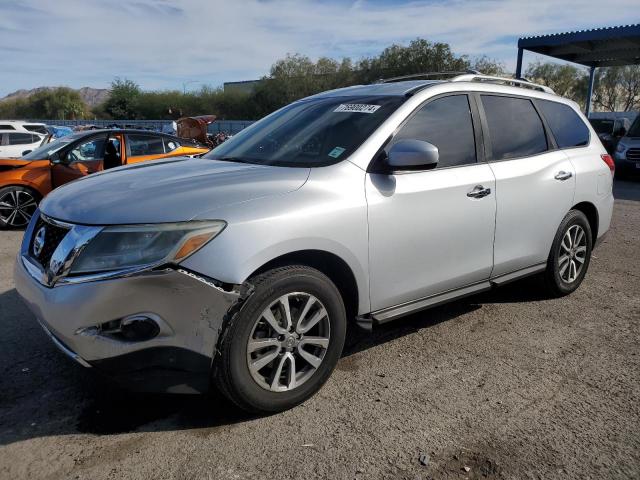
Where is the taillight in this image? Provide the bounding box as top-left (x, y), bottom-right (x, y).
top-left (601, 154), bottom-right (615, 175)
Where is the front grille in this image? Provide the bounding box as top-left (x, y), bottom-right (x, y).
top-left (29, 215), bottom-right (70, 268)
top-left (626, 148), bottom-right (640, 162)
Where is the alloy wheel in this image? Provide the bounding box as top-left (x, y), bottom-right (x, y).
top-left (0, 189), bottom-right (37, 227)
top-left (247, 292), bottom-right (331, 392)
top-left (558, 224), bottom-right (587, 283)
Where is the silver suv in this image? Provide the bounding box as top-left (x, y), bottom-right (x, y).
top-left (15, 74), bottom-right (614, 413)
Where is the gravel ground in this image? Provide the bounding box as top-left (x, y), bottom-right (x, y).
top-left (0, 180), bottom-right (638, 480)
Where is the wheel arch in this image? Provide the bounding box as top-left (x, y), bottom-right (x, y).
top-left (0, 182), bottom-right (44, 200)
top-left (571, 201), bottom-right (599, 241)
top-left (247, 249), bottom-right (360, 323)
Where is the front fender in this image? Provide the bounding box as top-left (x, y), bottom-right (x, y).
top-left (181, 162), bottom-right (371, 314)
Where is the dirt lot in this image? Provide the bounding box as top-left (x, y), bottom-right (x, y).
top-left (1, 180), bottom-right (638, 480)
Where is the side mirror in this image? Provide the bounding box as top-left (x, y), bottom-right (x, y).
top-left (22, 150), bottom-right (32, 156)
top-left (50, 152), bottom-right (63, 165)
top-left (387, 139), bottom-right (439, 171)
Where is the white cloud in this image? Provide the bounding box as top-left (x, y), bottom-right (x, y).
top-left (0, 0), bottom-right (637, 96)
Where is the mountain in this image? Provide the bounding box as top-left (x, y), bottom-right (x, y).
top-left (0, 86), bottom-right (110, 107)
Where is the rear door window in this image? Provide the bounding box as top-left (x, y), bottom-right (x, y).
top-left (537, 100), bottom-right (589, 148)
top-left (481, 95), bottom-right (548, 160)
top-left (7, 133), bottom-right (36, 145)
top-left (390, 94), bottom-right (477, 168)
top-left (127, 134), bottom-right (165, 156)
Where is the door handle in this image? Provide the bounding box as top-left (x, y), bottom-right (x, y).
top-left (467, 185), bottom-right (491, 199)
top-left (554, 171), bottom-right (573, 181)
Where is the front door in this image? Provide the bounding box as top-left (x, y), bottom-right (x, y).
top-left (51, 135), bottom-right (107, 188)
top-left (367, 94), bottom-right (496, 312)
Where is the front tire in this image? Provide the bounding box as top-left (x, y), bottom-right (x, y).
top-left (214, 265), bottom-right (347, 413)
top-left (544, 210), bottom-right (592, 297)
top-left (0, 186), bottom-right (39, 229)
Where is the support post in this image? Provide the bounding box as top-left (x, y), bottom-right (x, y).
top-left (515, 48), bottom-right (523, 79)
top-left (586, 66), bottom-right (596, 117)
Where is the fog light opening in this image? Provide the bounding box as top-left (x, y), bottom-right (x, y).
top-left (119, 315), bottom-right (160, 342)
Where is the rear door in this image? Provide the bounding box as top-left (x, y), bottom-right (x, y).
top-left (477, 94), bottom-right (576, 277)
top-left (367, 94), bottom-right (496, 311)
top-left (124, 133), bottom-right (167, 164)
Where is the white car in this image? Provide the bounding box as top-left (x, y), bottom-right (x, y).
top-left (0, 130), bottom-right (46, 158)
top-left (15, 74), bottom-right (614, 413)
top-left (0, 120), bottom-right (47, 135)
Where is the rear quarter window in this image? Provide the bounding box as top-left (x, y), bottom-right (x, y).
top-left (537, 100), bottom-right (589, 148)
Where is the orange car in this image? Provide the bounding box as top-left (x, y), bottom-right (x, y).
top-left (0, 129), bottom-right (209, 228)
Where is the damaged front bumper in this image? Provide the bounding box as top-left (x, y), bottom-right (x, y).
top-left (15, 256), bottom-right (243, 393)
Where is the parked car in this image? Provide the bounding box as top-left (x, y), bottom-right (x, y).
top-left (15, 74), bottom-right (614, 413)
top-left (0, 130), bottom-right (46, 158)
top-left (613, 115), bottom-right (640, 177)
top-left (0, 129), bottom-right (209, 227)
top-left (0, 120), bottom-right (48, 135)
top-left (589, 117), bottom-right (630, 154)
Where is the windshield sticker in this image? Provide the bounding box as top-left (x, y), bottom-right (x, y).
top-left (328, 147), bottom-right (346, 158)
top-left (334, 104), bottom-right (381, 114)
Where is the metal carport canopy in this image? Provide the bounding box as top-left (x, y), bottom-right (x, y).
top-left (515, 24), bottom-right (640, 114)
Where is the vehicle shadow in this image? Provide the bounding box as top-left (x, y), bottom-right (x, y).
top-left (0, 275), bottom-right (548, 446)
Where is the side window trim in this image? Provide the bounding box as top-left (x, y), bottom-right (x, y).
top-left (369, 92), bottom-right (480, 173)
top-left (468, 93), bottom-right (487, 164)
top-left (530, 99), bottom-right (558, 151)
top-left (475, 92), bottom-right (552, 163)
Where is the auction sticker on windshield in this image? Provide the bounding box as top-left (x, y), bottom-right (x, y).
top-left (328, 147), bottom-right (346, 158)
top-left (334, 104), bottom-right (381, 114)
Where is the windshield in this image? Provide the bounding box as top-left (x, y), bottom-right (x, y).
top-left (627, 117), bottom-right (640, 137)
top-left (204, 95), bottom-right (406, 167)
top-left (21, 133), bottom-right (85, 160)
top-left (589, 119), bottom-right (614, 135)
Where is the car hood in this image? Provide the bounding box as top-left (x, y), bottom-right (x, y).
top-left (0, 158), bottom-right (37, 173)
top-left (0, 158), bottom-right (30, 166)
top-left (40, 157), bottom-right (310, 225)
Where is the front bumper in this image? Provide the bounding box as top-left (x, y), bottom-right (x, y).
top-left (15, 256), bottom-right (242, 393)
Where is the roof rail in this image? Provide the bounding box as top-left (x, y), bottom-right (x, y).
top-left (378, 70), bottom-right (480, 83)
top-left (451, 74), bottom-right (555, 94)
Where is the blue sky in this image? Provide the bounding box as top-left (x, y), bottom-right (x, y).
top-left (0, 0), bottom-right (637, 97)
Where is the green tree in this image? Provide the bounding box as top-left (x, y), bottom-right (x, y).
top-left (102, 78), bottom-right (142, 119)
top-left (0, 88), bottom-right (87, 119)
top-left (525, 61), bottom-right (587, 105)
top-left (592, 66), bottom-right (640, 112)
top-left (470, 56), bottom-right (506, 76)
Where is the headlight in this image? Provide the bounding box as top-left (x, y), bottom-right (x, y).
top-left (616, 143), bottom-right (627, 153)
top-left (69, 221), bottom-right (226, 275)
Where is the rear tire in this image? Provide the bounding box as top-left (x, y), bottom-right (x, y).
top-left (214, 265), bottom-right (346, 413)
top-left (544, 210), bottom-right (592, 297)
top-left (0, 186), bottom-right (39, 229)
